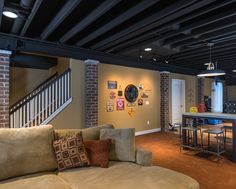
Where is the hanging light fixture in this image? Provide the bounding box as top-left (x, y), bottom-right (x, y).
top-left (197, 43), bottom-right (225, 77)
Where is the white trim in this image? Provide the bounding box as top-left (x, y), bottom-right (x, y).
top-left (160, 71), bottom-right (170, 74)
top-left (135, 128), bottom-right (161, 136)
top-left (84, 59), bottom-right (99, 65)
top-left (0, 50), bottom-right (12, 55)
top-left (40, 97), bottom-right (72, 125)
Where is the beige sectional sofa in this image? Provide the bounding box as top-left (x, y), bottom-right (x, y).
top-left (0, 124), bottom-right (200, 189)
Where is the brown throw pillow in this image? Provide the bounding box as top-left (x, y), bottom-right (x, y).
top-left (84, 139), bottom-right (111, 168)
top-left (53, 132), bottom-right (90, 171)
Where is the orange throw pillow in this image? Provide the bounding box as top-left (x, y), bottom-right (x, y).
top-left (53, 133), bottom-right (90, 171)
top-left (84, 139), bottom-right (111, 168)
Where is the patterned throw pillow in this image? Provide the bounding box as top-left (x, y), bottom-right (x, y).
top-left (53, 133), bottom-right (90, 171)
top-left (84, 139), bottom-right (111, 168)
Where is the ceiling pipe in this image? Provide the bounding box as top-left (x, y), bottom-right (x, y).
top-left (20, 0), bottom-right (34, 8)
top-left (11, 0), bottom-right (34, 34)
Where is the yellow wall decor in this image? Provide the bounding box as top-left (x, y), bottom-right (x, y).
top-left (128, 108), bottom-right (135, 117)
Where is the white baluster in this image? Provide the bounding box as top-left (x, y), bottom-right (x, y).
top-left (59, 78), bottom-right (61, 107)
top-left (35, 96), bottom-right (38, 126)
top-left (42, 91), bottom-right (45, 122)
top-left (55, 81), bottom-right (58, 109)
top-left (38, 93), bottom-right (41, 124)
top-left (45, 88), bottom-right (48, 119)
top-left (52, 83), bottom-right (55, 113)
top-left (27, 102), bottom-right (30, 127)
top-left (19, 107), bottom-right (22, 128)
top-left (49, 85), bottom-right (51, 116)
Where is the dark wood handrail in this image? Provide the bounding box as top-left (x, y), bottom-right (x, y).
top-left (10, 68), bottom-right (71, 113)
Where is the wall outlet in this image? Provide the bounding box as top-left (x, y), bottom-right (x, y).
top-left (147, 120), bottom-right (150, 126)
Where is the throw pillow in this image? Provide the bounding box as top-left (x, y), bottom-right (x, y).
top-left (53, 132), bottom-right (90, 171)
top-left (100, 128), bottom-right (135, 162)
top-left (84, 139), bottom-right (111, 168)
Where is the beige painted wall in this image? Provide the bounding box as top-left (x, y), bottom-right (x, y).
top-left (204, 78), bottom-right (213, 96)
top-left (10, 57), bottom-right (69, 106)
top-left (169, 73), bottom-right (197, 122)
top-left (49, 59), bottom-right (85, 129)
top-left (98, 64), bottom-right (160, 131)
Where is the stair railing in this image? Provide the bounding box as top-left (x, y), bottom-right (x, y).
top-left (10, 68), bottom-right (71, 128)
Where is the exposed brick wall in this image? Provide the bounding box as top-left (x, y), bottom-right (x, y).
top-left (0, 50), bottom-right (10, 128)
top-left (160, 72), bottom-right (169, 132)
top-left (197, 77), bottom-right (204, 104)
top-left (84, 59), bottom-right (99, 128)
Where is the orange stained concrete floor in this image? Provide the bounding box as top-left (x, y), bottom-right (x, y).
top-left (136, 132), bottom-right (236, 189)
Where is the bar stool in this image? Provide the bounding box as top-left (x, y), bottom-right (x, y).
top-left (201, 128), bottom-right (225, 157)
top-left (180, 126), bottom-right (201, 152)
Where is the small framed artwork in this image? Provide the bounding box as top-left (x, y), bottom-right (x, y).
top-left (138, 99), bottom-right (143, 106)
top-left (109, 91), bottom-right (116, 99)
top-left (116, 98), bottom-right (125, 111)
top-left (107, 81), bottom-right (117, 89)
top-left (107, 101), bottom-right (114, 112)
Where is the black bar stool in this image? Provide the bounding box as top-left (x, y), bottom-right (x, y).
top-left (180, 126), bottom-right (201, 152)
top-left (201, 128), bottom-right (225, 157)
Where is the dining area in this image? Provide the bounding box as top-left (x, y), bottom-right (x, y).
top-left (180, 112), bottom-right (236, 162)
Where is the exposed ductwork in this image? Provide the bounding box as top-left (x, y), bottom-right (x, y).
top-left (11, 0), bottom-right (34, 34)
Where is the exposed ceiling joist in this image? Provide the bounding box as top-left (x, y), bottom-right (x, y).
top-left (167, 39), bottom-right (236, 59)
top-left (171, 25), bottom-right (236, 48)
top-left (0, 0), bottom-right (4, 29)
top-left (40, 0), bottom-right (82, 40)
top-left (0, 33), bottom-right (198, 75)
top-left (172, 50), bottom-right (236, 65)
top-left (20, 0), bottom-right (43, 36)
top-left (91, 0), bottom-right (198, 50)
top-left (75, 0), bottom-right (160, 46)
top-left (60, 0), bottom-right (121, 43)
top-left (163, 17), bottom-right (236, 46)
top-left (109, 0), bottom-right (235, 53)
top-left (98, 0), bottom-right (222, 52)
top-left (170, 45), bottom-right (236, 62)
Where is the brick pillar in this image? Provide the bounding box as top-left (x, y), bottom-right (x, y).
top-left (160, 71), bottom-right (170, 132)
top-left (0, 50), bottom-right (11, 128)
top-left (84, 59), bottom-right (99, 128)
top-left (197, 77), bottom-right (204, 104)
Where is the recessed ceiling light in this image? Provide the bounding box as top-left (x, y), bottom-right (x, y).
top-left (144, 48), bottom-right (152, 52)
top-left (3, 11), bottom-right (18, 18)
top-left (233, 70), bottom-right (236, 73)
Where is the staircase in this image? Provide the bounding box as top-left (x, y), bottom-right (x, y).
top-left (10, 69), bottom-right (72, 128)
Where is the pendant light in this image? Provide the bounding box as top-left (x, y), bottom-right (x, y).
top-left (197, 43), bottom-right (225, 77)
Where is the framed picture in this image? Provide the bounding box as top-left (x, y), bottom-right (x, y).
top-left (138, 99), bottom-right (143, 106)
top-left (116, 98), bottom-right (125, 111)
top-left (107, 101), bottom-right (114, 112)
top-left (125, 84), bottom-right (139, 102)
top-left (107, 81), bottom-right (117, 89)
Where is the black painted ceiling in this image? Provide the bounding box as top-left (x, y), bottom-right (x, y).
top-left (1, 0), bottom-right (236, 74)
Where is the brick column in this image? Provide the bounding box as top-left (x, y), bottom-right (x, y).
top-left (160, 71), bottom-right (170, 132)
top-left (0, 50), bottom-right (11, 128)
top-left (197, 77), bottom-right (204, 104)
top-left (84, 59), bottom-right (99, 128)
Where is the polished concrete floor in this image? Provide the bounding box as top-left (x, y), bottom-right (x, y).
top-left (136, 131), bottom-right (236, 189)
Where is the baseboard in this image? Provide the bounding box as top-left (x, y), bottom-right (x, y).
top-left (135, 128), bottom-right (161, 136)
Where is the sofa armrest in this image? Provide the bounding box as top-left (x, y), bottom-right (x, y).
top-left (135, 147), bottom-right (152, 166)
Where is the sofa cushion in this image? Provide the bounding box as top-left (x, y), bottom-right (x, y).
top-left (54, 124), bottom-right (114, 140)
top-left (0, 125), bottom-right (57, 181)
top-left (100, 128), bottom-right (135, 162)
top-left (58, 161), bottom-right (200, 189)
top-left (84, 139), bottom-right (111, 168)
top-left (0, 173), bottom-right (70, 189)
top-left (53, 133), bottom-right (90, 171)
